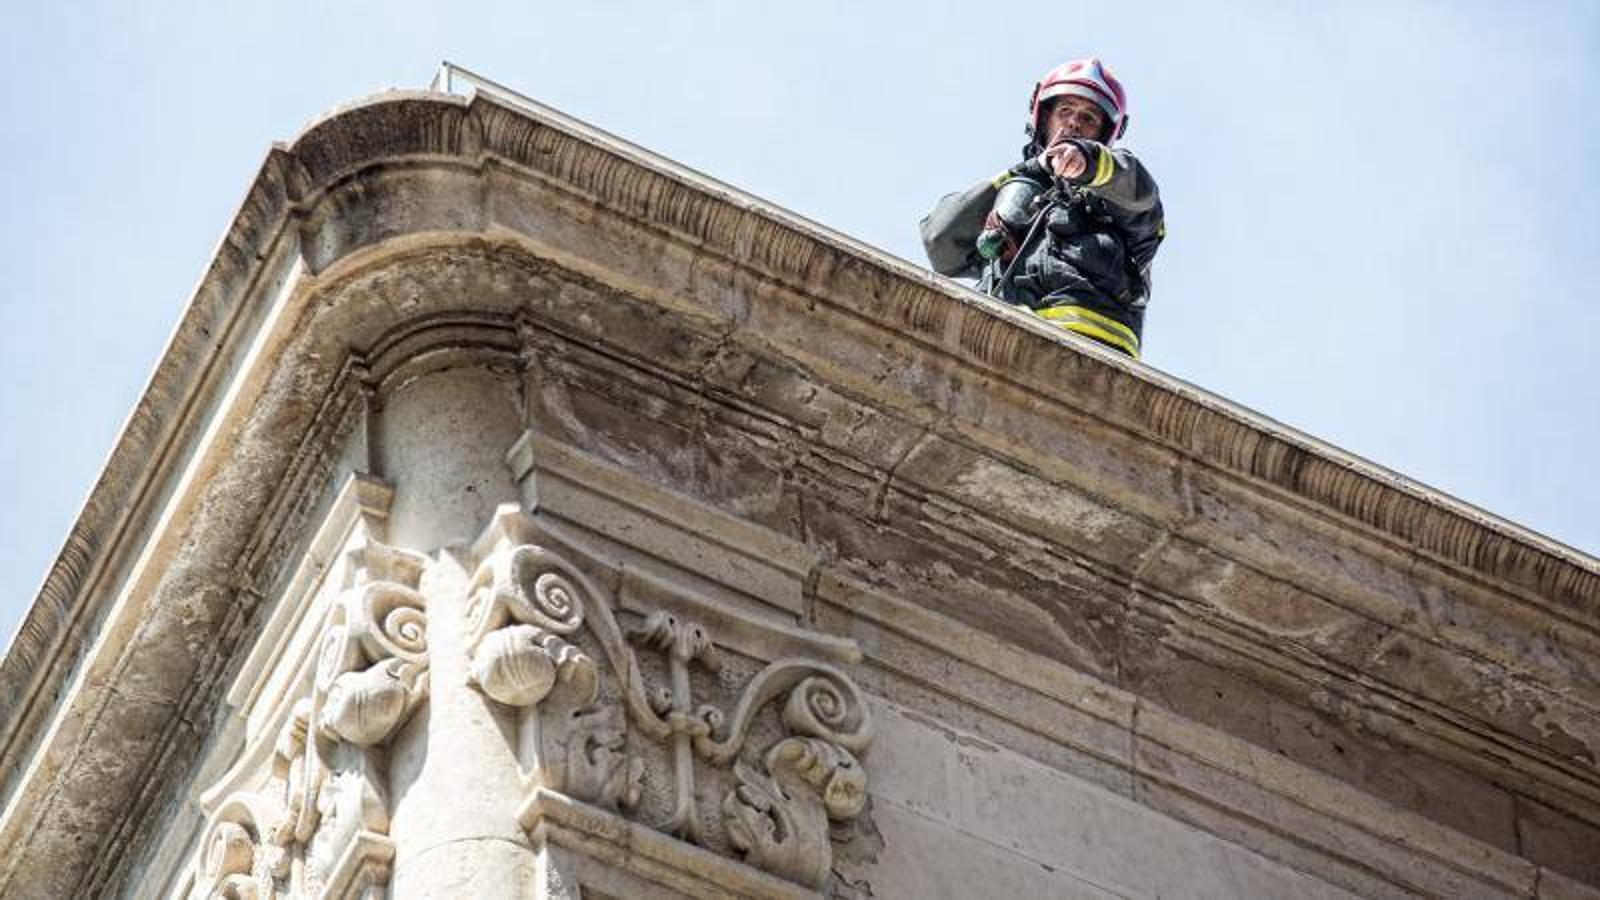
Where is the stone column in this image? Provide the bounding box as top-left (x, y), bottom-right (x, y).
top-left (377, 367), bottom-right (523, 552)
top-left (388, 552), bottom-right (535, 897)
top-left (374, 366), bottom-right (536, 897)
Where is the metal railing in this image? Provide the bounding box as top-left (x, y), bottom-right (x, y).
top-left (429, 61), bottom-right (545, 113)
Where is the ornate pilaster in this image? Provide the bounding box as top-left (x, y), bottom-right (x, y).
top-left (188, 540), bottom-right (428, 900)
top-left (190, 490), bottom-right (874, 898)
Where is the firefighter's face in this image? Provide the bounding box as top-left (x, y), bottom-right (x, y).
top-left (1044, 95), bottom-right (1108, 144)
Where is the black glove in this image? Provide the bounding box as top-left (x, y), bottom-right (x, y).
top-left (1007, 155), bottom-right (1052, 184)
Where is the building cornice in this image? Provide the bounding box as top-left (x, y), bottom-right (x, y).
top-left (2, 87), bottom-right (1596, 895)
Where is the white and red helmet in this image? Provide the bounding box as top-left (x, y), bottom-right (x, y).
top-left (1028, 57), bottom-right (1129, 145)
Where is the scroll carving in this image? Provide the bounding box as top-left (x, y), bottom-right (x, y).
top-left (470, 529), bottom-right (874, 890)
top-left (466, 545), bottom-right (597, 710)
top-left (190, 800), bottom-right (275, 900)
top-left (189, 546), bottom-right (426, 900)
top-left (724, 737), bottom-right (868, 888)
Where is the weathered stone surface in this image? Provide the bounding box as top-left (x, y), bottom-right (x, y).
top-left (1518, 796), bottom-right (1600, 887)
top-left (864, 700), bottom-right (1359, 899)
top-left (2, 82), bottom-right (1596, 898)
top-left (379, 366), bottom-right (524, 549)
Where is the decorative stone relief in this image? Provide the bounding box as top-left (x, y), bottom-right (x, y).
top-left (563, 705), bottom-right (643, 812)
top-left (467, 515), bottom-right (874, 891)
top-left (464, 542), bottom-right (638, 816)
top-left (725, 735), bottom-right (868, 888)
top-left (190, 798), bottom-right (275, 900)
top-left (188, 543), bottom-right (427, 900)
top-left (466, 544), bottom-right (598, 711)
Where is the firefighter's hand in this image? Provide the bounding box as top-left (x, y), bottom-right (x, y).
top-left (1044, 142), bottom-right (1088, 181)
top-left (1008, 155), bottom-right (1052, 184)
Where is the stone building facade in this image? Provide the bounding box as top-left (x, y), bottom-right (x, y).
top-left (2, 80), bottom-right (1597, 898)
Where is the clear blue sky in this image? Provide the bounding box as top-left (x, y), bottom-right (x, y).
top-left (3, 2), bottom-right (1598, 646)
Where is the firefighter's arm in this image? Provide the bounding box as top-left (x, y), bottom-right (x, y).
top-left (919, 176), bottom-right (1000, 278)
top-left (1054, 141), bottom-right (1161, 215)
top-left (1062, 142), bottom-right (1165, 269)
top-left (1046, 141), bottom-right (1165, 299)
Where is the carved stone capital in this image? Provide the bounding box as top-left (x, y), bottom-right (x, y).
top-left (187, 540), bottom-right (429, 900)
top-left (467, 510), bottom-right (875, 892)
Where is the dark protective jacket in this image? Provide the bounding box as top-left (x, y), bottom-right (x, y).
top-left (920, 141), bottom-right (1164, 358)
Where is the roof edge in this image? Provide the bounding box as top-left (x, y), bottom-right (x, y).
top-left (4, 84), bottom-right (1597, 794)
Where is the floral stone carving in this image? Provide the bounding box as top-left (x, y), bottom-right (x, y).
top-left (564, 705), bottom-right (644, 812)
top-left (189, 545), bottom-right (427, 900)
top-left (467, 528), bottom-right (874, 890)
top-left (725, 736), bottom-right (868, 888)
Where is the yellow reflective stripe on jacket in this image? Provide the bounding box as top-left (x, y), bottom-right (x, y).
top-left (1089, 147), bottom-right (1115, 187)
top-left (1036, 304), bottom-right (1140, 357)
top-left (1038, 304), bottom-right (1138, 343)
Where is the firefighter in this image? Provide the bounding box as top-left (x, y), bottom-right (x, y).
top-left (921, 58), bottom-right (1164, 359)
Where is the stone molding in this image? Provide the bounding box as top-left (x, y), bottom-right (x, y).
top-left (231, 475), bottom-right (395, 733)
top-left (521, 429), bottom-right (1600, 897)
top-left (818, 572), bottom-right (1541, 897)
top-left (522, 789), bottom-right (816, 900)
